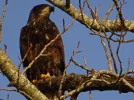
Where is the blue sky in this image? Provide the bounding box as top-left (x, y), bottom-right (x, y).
top-left (0, 0), bottom-right (134, 100)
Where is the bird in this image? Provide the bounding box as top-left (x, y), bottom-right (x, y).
top-left (19, 4), bottom-right (65, 100)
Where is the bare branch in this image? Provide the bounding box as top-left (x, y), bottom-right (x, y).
top-left (0, 88), bottom-right (16, 92)
top-left (7, 94), bottom-right (9, 100)
top-left (0, 49), bottom-right (49, 100)
top-left (71, 58), bottom-right (93, 73)
top-left (34, 71), bottom-right (134, 100)
top-left (116, 33), bottom-right (123, 75)
top-left (57, 19), bottom-right (75, 97)
top-left (0, 0), bottom-right (8, 42)
top-left (89, 91), bottom-right (92, 100)
top-left (113, 0), bottom-right (127, 30)
top-left (100, 37), bottom-right (112, 71)
top-left (104, 3), bottom-right (115, 20)
top-left (47, 0), bottom-right (134, 32)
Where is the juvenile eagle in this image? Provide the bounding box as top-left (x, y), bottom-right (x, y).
top-left (20, 4), bottom-right (65, 99)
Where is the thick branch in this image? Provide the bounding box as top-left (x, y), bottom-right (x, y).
top-left (47, 0), bottom-right (134, 32)
top-left (0, 49), bottom-right (48, 100)
top-left (0, 48), bottom-right (134, 100)
top-left (35, 72), bottom-right (134, 94)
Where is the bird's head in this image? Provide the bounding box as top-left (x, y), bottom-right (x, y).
top-left (27, 4), bottom-right (54, 25)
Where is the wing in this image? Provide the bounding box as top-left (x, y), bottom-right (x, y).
top-left (20, 25), bottom-right (35, 80)
top-left (20, 25), bottom-right (30, 67)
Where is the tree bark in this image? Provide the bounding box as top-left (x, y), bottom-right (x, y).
top-left (47, 0), bottom-right (134, 32)
top-left (0, 49), bottom-right (49, 100)
top-left (0, 48), bottom-right (134, 100)
top-left (35, 72), bottom-right (134, 93)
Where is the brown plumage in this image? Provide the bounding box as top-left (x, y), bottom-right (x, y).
top-left (19, 4), bottom-right (65, 100)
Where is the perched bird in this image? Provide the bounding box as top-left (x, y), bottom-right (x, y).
top-left (19, 4), bottom-right (65, 100)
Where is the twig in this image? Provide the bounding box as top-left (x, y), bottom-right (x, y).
top-left (63, 18), bottom-right (65, 31)
top-left (71, 58), bottom-right (93, 73)
top-left (57, 19), bottom-right (75, 97)
top-left (113, 0), bottom-right (127, 30)
top-left (59, 41), bottom-right (82, 99)
top-left (7, 94), bottom-right (9, 100)
top-left (104, 3), bottom-right (115, 20)
top-left (89, 91), bottom-right (92, 100)
top-left (4, 44), bottom-right (7, 54)
top-left (124, 70), bottom-right (134, 75)
top-left (104, 3), bottom-right (118, 73)
top-left (103, 4), bottom-right (119, 75)
top-left (91, 33), bottom-right (134, 43)
top-left (86, 0), bottom-right (116, 39)
top-left (108, 39), bottom-right (118, 73)
top-left (0, 0), bottom-right (8, 42)
top-left (100, 36), bottom-right (112, 71)
top-left (86, 2), bottom-right (113, 72)
top-left (0, 88), bottom-right (16, 91)
top-left (121, 58), bottom-right (130, 78)
top-left (79, 0), bottom-right (86, 22)
top-left (116, 33), bottom-right (123, 76)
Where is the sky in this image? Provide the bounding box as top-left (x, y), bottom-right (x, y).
top-left (0, 0), bottom-right (134, 100)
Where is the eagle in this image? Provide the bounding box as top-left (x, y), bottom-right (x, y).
top-left (19, 4), bottom-right (65, 100)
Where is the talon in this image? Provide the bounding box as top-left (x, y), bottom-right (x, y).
top-left (41, 72), bottom-right (50, 79)
top-left (32, 79), bottom-right (38, 83)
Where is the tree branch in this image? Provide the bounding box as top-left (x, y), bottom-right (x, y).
top-left (47, 0), bottom-right (134, 32)
top-left (35, 71), bottom-right (134, 99)
top-left (0, 48), bottom-right (134, 99)
top-left (0, 49), bottom-right (49, 100)
top-left (0, 0), bottom-right (8, 42)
